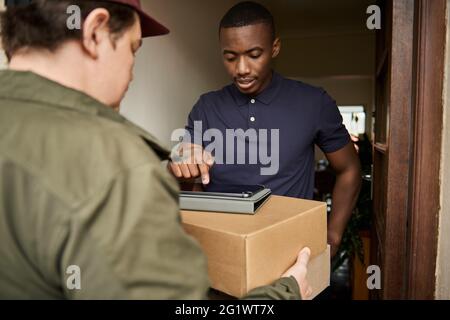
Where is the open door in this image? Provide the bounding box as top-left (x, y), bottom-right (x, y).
top-left (372, 0), bottom-right (445, 299)
top-left (371, 0), bottom-right (414, 300)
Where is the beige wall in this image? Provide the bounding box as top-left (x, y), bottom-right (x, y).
top-left (120, 0), bottom-right (238, 147)
top-left (276, 34), bottom-right (376, 78)
top-left (0, 55), bottom-right (5, 69)
top-left (436, 0), bottom-right (450, 300)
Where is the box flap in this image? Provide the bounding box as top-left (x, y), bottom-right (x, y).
top-left (181, 196), bottom-right (326, 236)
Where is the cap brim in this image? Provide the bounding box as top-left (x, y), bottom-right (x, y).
top-left (137, 9), bottom-right (170, 38)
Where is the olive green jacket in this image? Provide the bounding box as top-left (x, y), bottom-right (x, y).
top-left (0, 70), bottom-right (300, 300)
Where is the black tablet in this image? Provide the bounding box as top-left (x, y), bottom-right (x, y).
top-left (181, 183), bottom-right (266, 199)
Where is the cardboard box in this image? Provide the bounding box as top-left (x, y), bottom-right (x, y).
top-left (181, 195), bottom-right (329, 298)
top-left (304, 245), bottom-right (330, 300)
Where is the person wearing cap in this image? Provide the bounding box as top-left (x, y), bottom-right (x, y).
top-left (0, 0), bottom-right (311, 300)
top-left (168, 1), bottom-right (362, 259)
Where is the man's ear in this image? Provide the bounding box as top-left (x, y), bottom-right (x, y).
top-left (272, 37), bottom-right (281, 58)
top-left (81, 8), bottom-right (111, 59)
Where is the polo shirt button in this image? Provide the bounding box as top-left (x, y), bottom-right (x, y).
top-left (250, 99), bottom-right (256, 104)
top-left (250, 116), bottom-right (256, 122)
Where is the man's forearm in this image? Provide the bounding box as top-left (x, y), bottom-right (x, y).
top-left (328, 167), bottom-right (362, 256)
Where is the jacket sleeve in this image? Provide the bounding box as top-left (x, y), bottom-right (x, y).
top-left (242, 276), bottom-right (301, 300)
top-left (60, 162), bottom-right (211, 299)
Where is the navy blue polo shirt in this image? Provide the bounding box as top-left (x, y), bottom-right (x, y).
top-left (184, 72), bottom-right (350, 199)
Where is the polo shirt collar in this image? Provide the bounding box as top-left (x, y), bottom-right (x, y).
top-left (231, 71), bottom-right (283, 106)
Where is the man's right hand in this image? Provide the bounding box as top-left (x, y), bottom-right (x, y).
top-left (168, 143), bottom-right (214, 185)
top-left (282, 247), bottom-right (313, 299)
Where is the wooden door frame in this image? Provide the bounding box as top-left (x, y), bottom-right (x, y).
top-left (405, 0), bottom-right (446, 299)
top-left (372, 0), bottom-right (446, 299)
top-left (372, 0), bottom-right (415, 299)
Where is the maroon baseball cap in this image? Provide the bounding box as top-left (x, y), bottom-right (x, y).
top-left (107, 0), bottom-right (169, 37)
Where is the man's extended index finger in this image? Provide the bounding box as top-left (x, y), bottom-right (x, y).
top-left (198, 163), bottom-right (210, 185)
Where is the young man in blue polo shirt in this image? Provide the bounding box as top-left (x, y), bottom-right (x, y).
top-left (169, 1), bottom-right (362, 258)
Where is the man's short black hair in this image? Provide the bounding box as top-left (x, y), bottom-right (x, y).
top-left (219, 1), bottom-right (276, 40)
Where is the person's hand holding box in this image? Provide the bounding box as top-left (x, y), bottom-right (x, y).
top-left (282, 247), bottom-right (313, 299)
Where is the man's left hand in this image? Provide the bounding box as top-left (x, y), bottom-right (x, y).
top-left (327, 229), bottom-right (342, 258)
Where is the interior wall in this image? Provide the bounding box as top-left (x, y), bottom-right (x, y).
top-left (436, 0), bottom-right (450, 300)
top-left (120, 0), bottom-right (238, 148)
top-left (276, 34), bottom-right (376, 78)
top-left (0, 51), bottom-right (6, 69)
top-left (0, 53), bottom-right (5, 67)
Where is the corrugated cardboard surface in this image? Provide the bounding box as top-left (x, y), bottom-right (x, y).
top-left (305, 245), bottom-right (330, 300)
top-left (181, 195), bottom-right (328, 298)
